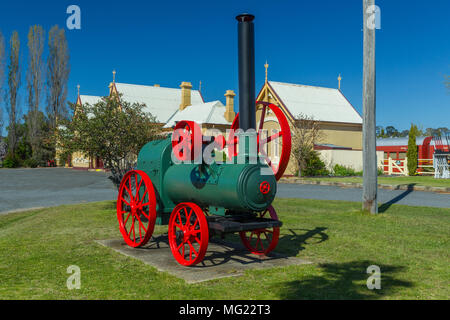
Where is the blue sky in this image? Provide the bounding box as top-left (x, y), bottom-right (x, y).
top-left (0, 0), bottom-right (449, 135)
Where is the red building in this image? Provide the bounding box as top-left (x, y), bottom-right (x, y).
top-left (376, 136), bottom-right (449, 175)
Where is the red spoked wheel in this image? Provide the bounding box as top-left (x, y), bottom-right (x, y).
top-left (172, 120), bottom-right (202, 162)
top-left (228, 102), bottom-right (292, 180)
top-left (168, 203), bottom-right (209, 266)
top-left (117, 170), bottom-right (157, 248)
top-left (239, 205), bottom-right (280, 255)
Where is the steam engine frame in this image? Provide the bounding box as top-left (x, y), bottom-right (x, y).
top-left (116, 14), bottom-right (292, 266)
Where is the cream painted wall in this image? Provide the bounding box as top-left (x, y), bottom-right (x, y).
top-left (318, 149), bottom-right (384, 172)
top-left (320, 123), bottom-right (363, 150)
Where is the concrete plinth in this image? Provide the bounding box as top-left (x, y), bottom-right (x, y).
top-left (96, 236), bottom-right (311, 284)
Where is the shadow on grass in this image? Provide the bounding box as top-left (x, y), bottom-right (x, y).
top-left (277, 227), bottom-right (328, 257)
top-left (379, 183), bottom-right (416, 213)
top-left (144, 228), bottom-right (327, 268)
top-left (276, 260), bottom-right (413, 299)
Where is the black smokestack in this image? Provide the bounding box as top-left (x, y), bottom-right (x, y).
top-left (236, 14), bottom-right (256, 131)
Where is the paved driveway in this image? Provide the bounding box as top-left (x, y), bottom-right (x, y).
top-left (0, 168), bottom-right (116, 214)
top-left (0, 168), bottom-right (448, 215)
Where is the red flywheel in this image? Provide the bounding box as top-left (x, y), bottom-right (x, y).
top-left (172, 120), bottom-right (202, 162)
top-left (228, 102), bottom-right (292, 180)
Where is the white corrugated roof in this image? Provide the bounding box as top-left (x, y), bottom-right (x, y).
top-left (80, 95), bottom-right (103, 105)
top-left (115, 83), bottom-right (204, 123)
top-left (163, 101), bottom-right (231, 128)
top-left (377, 136), bottom-right (433, 146)
top-left (268, 81), bottom-right (362, 124)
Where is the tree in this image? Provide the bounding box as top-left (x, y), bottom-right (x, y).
top-left (26, 25), bottom-right (45, 161)
top-left (47, 25), bottom-right (70, 129)
top-left (6, 31), bottom-right (21, 155)
top-left (385, 126), bottom-right (399, 138)
top-left (0, 30), bottom-right (5, 137)
top-left (59, 94), bottom-right (160, 188)
top-left (407, 123), bottom-right (418, 176)
top-left (291, 113), bottom-right (326, 176)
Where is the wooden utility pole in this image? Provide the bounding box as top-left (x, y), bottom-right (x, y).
top-left (363, 0), bottom-right (378, 213)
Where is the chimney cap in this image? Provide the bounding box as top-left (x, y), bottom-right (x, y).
top-left (225, 90), bottom-right (236, 97)
top-left (236, 14), bottom-right (255, 22)
top-left (180, 81), bottom-right (192, 88)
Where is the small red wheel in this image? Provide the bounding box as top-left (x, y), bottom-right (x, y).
top-left (227, 102), bottom-right (292, 180)
top-left (239, 205), bottom-right (280, 255)
top-left (172, 120), bottom-right (202, 162)
top-left (168, 203), bottom-right (209, 266)
top-left (117, 170), bottom-right (157, 248)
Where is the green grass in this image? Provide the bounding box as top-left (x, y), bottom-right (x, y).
top-left (0, 199), bottom-right (449, 300)
top-left (300, 176), bottom-right (450, 188)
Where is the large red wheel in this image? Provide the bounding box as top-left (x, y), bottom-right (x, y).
top-left (168, 203), bottom-right (209, 266)
top-left (172, 120), bottom-right (202, 162)
top-left (239, 205), bottom-right (280, 255)
top-left (228, 102), bottom-right (292, 180)
top-left (117, 170), bottom-right (157, 248)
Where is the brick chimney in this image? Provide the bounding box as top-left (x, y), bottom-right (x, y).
top-left (224, 90), bottom-right (236, 122)
top-left (180, 82), bottom-right (192, 110)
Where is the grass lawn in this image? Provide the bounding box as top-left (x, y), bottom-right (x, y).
top-left (299, 175), bottom-right (450, 188)
top-left (0, 199), bottom-right (448, 300)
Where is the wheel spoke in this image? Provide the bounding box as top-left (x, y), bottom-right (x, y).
top-left (188, 240), bottom-right (197, 257)
top-left (191, 218), bottom-right (199, 230)
top-left (121, 197), bottom-right (130, 206)
top-left (258, 105), bottom-right (267, 131)
top-left (124, 212), bottom-right (132, 225)
top-left (177, 211), bottom-right (182, 226)
top-left (139, 210), bottom-right (149, 220)
top-left (137, 218), bottom-right (147, 233)
top-left (139, 202), bottom-right (151, 208)
top-left (264, 131), bottom-right (282, 144)
top-left (186, 209), bottom-right (193, 227)
top-left (259, 148), bottom-right (273, 168)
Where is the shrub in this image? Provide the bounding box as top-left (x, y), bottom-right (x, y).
top-left (23, 158), bottom-right (39, 168)
top-left (333, 164), bottom-right (357, 176)
top-left (301, 150), bottom-right (329, 176)
top-left (3, 153), bottom-right (20, 168)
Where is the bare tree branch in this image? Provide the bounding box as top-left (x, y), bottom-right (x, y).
top-left (0, 30), bottom-right (5, 137)
top-left (47, 25), bottom-right (70, 129)
top-left (6, 31), bottom-right (21, 155)
top-left (27, 25), bottom-right (45, 159)
top-left (291, 113), bottom-right (324, 176)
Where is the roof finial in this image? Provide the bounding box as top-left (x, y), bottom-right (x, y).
top-left (112, 70), bottom-right (116, 83)
top-left (199, 80), bottom-right (202, 93)
top-left (264, 61), bottom-right (269, 83)
top-left (338, 74), bottom-right (342, 90)
top-left (77, 84), bottom-right (80, 97)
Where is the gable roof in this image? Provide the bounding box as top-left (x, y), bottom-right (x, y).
top-left (163, 101), bottom-right (231, 128)
top-left (268, 81), bottom-right (362, 124)
top-left (114, 83), bottom-right (204, 123)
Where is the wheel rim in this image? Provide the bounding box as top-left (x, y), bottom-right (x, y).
top-left (228, 102), bottom-right (292, 180)
top-left (172, 120), bottom-right (202, 162)
top-left (239, 205), bottom-right (280, 255)
top-left (117, 170), bottom-right (156, 248)
top-left (168, 203), bottom-right (209, 266)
